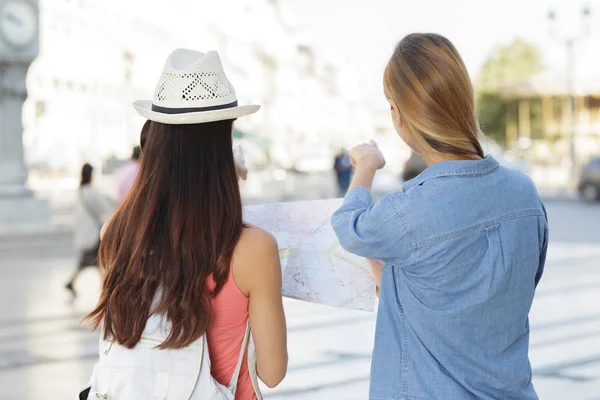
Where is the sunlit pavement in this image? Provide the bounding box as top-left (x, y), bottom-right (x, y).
top-left (1, 196), bottom-right (599, 399)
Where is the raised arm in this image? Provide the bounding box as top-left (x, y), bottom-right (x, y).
top-left (234, 226), bottom-right (287, 388)
top-left (331, 141), bottom-right (412, 264)
top-left (332, 189), bottom-right (410, 262)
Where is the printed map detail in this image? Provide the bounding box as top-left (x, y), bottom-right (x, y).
top-left (244, 199), bottom-right (376, 311)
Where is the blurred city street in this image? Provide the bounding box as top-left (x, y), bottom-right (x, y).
top-left (0, 0), bottom-right (599, 398)
top-left (1, 182), bottom-right (599, 400)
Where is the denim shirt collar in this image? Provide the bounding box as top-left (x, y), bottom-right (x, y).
top-left (403, 155), bottom-right (500, 191)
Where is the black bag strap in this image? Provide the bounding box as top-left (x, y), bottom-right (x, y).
top-left (78, 386), bottom-right (91, 400)
top-left (80, 188), bottom-right (103, 231)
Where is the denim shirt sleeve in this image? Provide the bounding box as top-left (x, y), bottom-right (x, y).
top-left (331, 186), bottom-right (412, 263)
top-left (535, 203), bottom-right (549, 288)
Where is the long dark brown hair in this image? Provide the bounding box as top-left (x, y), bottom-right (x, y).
top-left (85, 119), bottom-right (243, 349)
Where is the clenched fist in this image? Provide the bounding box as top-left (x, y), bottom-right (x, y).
top-left (349, 140), bottom-right (386, 171)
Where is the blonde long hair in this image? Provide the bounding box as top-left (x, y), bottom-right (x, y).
top-left (384, 33), bottom-right (484, 159)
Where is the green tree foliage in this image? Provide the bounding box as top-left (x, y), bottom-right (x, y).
top-left (476, 39), bottom-right (544, 145)
top-left (477, 93), bottom-right (507, 144)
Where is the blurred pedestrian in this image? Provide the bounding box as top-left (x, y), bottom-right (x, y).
top-left (80, 49), bottom-right (286, 399)
top-left (65, 163), bottom-right (113, 297)
top-left (334, 148), bottom-right (352, 196)
top-left (114, 121), bottom-right (151, 203)
top-left (115, 145), bottom-right (140, 203)
top-left (402, 151), bottom-right (427, 182)
top-left (332, 33), bottom-right (547, 400)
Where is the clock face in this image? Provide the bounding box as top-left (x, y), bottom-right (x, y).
top-left (0, 0), bottom-right (37, 48)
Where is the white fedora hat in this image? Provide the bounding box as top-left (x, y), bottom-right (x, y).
top-left (133, 49), bottom-right (260, 124)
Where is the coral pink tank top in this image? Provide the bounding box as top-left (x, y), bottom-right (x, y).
top-left (206, 266), bottom-right (256, 400)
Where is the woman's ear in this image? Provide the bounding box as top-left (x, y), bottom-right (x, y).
top-left (396, 112), bottom-right (403, 128)
top-left (390, 100), bottom-right (403, 128)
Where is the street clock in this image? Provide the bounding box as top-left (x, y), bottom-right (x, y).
top-left (0, 0), bottom-right (37, 49)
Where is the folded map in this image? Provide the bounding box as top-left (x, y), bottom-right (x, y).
top-left (244, 199), bottom-right (376, 311)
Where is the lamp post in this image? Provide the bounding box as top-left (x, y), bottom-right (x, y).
top-left (547, 6), bottom-right (592, 175)
top-left (0, 0), bottom-right (50, 233)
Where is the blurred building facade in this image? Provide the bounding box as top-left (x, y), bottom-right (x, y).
top-left (501, 71), bottom-right (600, 163)
top-left (22, 0), bottom-right (374, 175)
top-left (24, 0), bottom-right (144, 172)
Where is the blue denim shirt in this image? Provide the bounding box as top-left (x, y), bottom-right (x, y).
top-left (332, 156), bottom-right (548, 400)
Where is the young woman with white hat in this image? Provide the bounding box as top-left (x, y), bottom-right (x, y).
top-left (80, 49), bottom-right (287, 400)
top-left (332, 33), bottom-right (547, 399)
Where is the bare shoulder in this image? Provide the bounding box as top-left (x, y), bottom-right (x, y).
top-left (232, 225), bottom-right (281, 296)
top-left (236, 225), bottom-right (278, 255)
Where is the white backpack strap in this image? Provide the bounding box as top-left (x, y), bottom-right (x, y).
top-left (186, 335), bottom-right (208, 400)
top-left (152, 371), bottom-right (171, 399)
top-left (227, 320), bottom-right (251, 394)
top-left (96, 367), bottom-right (111, 399)
top-left (247, 332), bottom-right (263, 399)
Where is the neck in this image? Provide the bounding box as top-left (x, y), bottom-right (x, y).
top-left (422, 151), bottom-right (483, 167)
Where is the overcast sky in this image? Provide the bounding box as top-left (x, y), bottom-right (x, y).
top-left (280, 0), bottom-right (600, 101)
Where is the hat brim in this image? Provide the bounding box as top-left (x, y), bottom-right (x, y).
top-left (133, 100), bottom-right (260, 124)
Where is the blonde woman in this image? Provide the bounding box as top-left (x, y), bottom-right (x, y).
top-left (332, 34), bottom-right (547, 400)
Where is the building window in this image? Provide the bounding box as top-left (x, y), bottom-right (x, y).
top-left (36, 101), bottom-right (46, 117)
top-left (552, 97), bottom-right (563, 122)
top-left (587, 96), bottom-right (600, 110)
top-left (588, 96), bottom-right (600, 123)
top-left (530, 99), bottom-right (543, 139)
